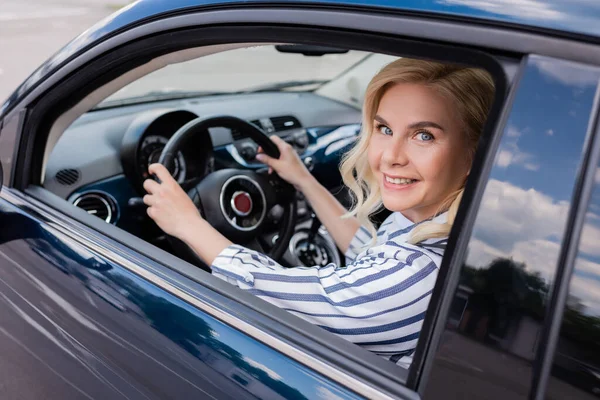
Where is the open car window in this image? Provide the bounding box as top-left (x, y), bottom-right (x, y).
top-left (42, 40), bottom-right (501, 374)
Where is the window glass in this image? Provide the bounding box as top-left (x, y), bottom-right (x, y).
top-left (425, 56), bottom-right (600, 399)
top-left (547, 159), bottom-right (600, 398)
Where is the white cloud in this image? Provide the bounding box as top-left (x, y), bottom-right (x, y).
top-left (467, 238), bottom-right (561, 282)
top-left (467, 180), bottom-right (569, 271)
top-left (546, 129), bottom-right (554, 136)
top-left (436, 0), bottom-right (600, 39)
top-left (574, 256), bottom-right (600, 278)
top-left (586, 211), bottom-right (600, 222)
top-left (495, 150), bottom-right (513, 168)
top-left (475, 180), bottom-right (569, 245)
top-left (507, 125), bottom-right (522, 137)
top-left (243, 357), bottom-right (282, 380)
top-left (438, 0), bottom-right (562, 20)
top-left (579, 220), bottom-right (600, 257)
top-left (569, 269), bottom-right (600, 315)
top-left (466, 238), bottom-right (506, 267)
top-left (494, 141), bottom-right (539, 171)
top-left (512, 239), bottom-right (561, 280)
top-left (534, 58), bottom-right (599, 87)
top-left (524, 163), bottom-right (540, 171)
top-left (317, 387), bottom-right (346, 400)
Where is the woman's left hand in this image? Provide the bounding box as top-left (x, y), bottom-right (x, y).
top-left (143, 163), bottom-right (202, 240)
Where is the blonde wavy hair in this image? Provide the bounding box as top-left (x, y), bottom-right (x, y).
top-left (340, 58), bottom-right (494, 245)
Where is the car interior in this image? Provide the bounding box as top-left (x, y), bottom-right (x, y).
top-left (42, 43), bottom-right (399, 269)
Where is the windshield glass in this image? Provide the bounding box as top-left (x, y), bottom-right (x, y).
top-left (100, 45), bottom-right (371, 106)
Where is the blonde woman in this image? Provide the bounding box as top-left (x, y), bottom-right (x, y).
top-left (143, 58), bottom-right (495, 368)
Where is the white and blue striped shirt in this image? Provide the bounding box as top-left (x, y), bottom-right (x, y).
top-left (211, 211), bottom-right (448, 368)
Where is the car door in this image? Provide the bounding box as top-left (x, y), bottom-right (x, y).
top-left (2, 2), bottom-right (600, 400)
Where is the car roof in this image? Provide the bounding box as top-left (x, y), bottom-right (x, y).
top-left (3, 0), bottom-right (600, 116)
top-left (119, 0), bottom-right (600, 39)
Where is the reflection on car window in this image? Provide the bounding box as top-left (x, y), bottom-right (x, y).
top-left (425, 56), bottom-right (600, 399)
top-left (548, 161), bottom-right (600, 398)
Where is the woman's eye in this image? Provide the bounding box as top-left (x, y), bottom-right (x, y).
top-left (416, 131), bottom-right (434, 141)
top-left (377, 125), bottom-right (393, 136)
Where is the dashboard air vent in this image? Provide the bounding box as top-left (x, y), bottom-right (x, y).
top-left (55, 168), bottom-right (80, 186)
top-left (270, 116), bottom-right (301, 132)
top-left (232, 120), bottom-right (263, 140)
top-left (72, 192), bottom-right (117, 224)
top-left (231, 118), bottom-right (299, 140)
top-left (231, 129), bottom-right (243, 141)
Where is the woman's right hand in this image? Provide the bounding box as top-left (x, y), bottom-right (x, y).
top-left (255, 135), bottom-right (313, 190)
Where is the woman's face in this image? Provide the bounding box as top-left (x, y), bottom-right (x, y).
top-left (367, 82), bottom-right (471, 222)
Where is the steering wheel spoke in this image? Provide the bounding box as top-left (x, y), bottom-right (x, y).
top-left (242, 237), bottom-right (267, 254)
top-left (265, 174), bottom-right (296, 205)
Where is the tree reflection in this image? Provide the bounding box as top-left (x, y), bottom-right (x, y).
top-left (453, 256), bottom-right (600, 395)
top-left (108, 273), bottom-right (309, 400)
top-left (457, 258), bottom-right (544, 344)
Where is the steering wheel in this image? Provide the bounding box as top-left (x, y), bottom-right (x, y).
top-left (157, 115), bottom-right (297, 267)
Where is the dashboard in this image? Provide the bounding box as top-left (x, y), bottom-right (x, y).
top-left (44, 91), bottom-right (362, 266)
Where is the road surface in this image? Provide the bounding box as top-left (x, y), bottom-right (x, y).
top-left (0, 0), bottom-right (126, 103)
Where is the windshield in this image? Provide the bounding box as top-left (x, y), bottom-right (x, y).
top-left (100, 45), bottom-right (371, 106)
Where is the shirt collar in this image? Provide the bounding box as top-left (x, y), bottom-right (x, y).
top-left (394, 211), bottom-right (449, 230)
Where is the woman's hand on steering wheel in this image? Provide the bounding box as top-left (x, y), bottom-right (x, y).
top-left (143, 163), bottom-right (202, 241)
top-left (256, 135), bottom-right (312, 191)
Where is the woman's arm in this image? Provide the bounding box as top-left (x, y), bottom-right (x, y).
top-left (256, 135), bottom-right (362, 253)
top-left (211, 240), bottom-right (439, 366)
top-left (143, 163), bottom-right (233, 264)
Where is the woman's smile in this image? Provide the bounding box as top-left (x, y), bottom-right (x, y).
top-left (383, 174), bottom-right (419, 190)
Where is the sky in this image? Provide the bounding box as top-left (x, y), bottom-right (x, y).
top-left (465, 56), bottom-right (600, 316)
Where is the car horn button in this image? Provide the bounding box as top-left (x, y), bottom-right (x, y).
top-left (219, 175), bottom-right (266, 231)
top-left (231, 191), bottom-right (253, 216)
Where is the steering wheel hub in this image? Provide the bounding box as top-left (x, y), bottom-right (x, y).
top-left (220, 175), bottom-right (266, 230)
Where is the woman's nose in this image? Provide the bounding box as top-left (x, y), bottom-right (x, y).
top-left (382, 138), bottom-right (409, 166)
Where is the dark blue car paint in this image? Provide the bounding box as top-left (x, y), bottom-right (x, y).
top-left (0, 196), bottom-right (362, 399)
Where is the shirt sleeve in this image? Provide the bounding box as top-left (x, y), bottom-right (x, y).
top-left (211, 241), bottom-right (439, 357)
